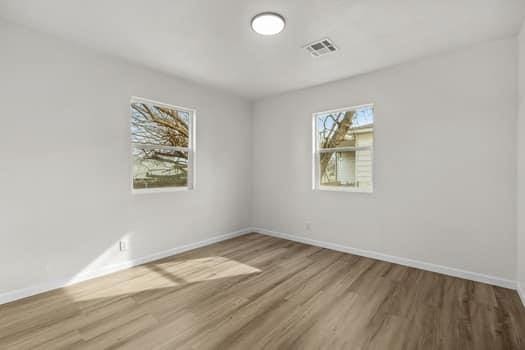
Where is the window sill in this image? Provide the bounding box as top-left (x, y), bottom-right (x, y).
top-left (315, 186), bottom-right (373, 194)
top-left (132, 186), bottom-right (193, 195)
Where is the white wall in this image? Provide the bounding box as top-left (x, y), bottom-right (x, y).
top-left (0, 20), bottom-right (252, 294)
top-left (518, 22), bottom-right (525, 294)
top-left (252, 38), bottom-right (517, 281)
top-left (0, 18), bottom-right (521, 300)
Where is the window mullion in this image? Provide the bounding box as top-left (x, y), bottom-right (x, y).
top-left (132, 143), bottom-right (190, 152)
top-left (319, 146), bottom-right (371, 153)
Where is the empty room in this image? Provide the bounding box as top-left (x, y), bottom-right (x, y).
top-left (1, 0), bottom-right (525, 349)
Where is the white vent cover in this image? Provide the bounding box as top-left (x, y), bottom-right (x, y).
top-left (304, 38), bottom-right (338, 57)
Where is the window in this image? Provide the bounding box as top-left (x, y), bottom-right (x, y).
top-left (313, 104), bottom-right (374, 192)
top-left (130, 97), bottom-right (195, 193)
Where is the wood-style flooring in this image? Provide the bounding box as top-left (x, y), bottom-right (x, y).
top-left (1, 233), bottom-right (524, 349)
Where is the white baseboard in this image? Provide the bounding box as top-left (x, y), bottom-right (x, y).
top-left (0, 228), bottom-right (252, 305)
top-left (253, 227), bottom-right (516, 290)
top-left (2, 227), bottom-right (520, 306)
top-left (518, 282), bottom-right (525, 307)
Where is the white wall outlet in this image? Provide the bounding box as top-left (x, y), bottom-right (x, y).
top-left (305, 222), bottom-right (312, 232)
top-left (119, 239), bottom-right (128, 252)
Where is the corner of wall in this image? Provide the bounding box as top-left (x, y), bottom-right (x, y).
top-left (517, 19), bottom-right (525, 305)
top-left (248, 99), bottom-right (257, 228)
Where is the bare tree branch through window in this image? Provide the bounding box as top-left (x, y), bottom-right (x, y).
top-left (131, 99), bottom-right (194, 191)
top-left (314, 105), bottom-right (374, 192)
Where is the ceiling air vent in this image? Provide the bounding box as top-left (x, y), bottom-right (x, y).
top-left (304, 38), bottom-right (338, 57)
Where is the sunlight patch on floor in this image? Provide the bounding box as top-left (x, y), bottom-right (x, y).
top-left (150, 256), bottom-right (261, 283)
top-left (66, 256), bottom-right (260, 302)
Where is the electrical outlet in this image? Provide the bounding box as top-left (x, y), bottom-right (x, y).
top-left (119, 240), bottom-right (128, 252)
top-left (305, 222), bottom-right (312, 232)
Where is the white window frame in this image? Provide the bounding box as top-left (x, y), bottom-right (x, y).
top-left (312, 103), bottom-right (374, 193)
top-left (130, 96), bottom-right (196, 194)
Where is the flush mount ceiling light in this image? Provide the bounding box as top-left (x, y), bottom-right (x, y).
top-left (251, 12), bottom-right (285, 35)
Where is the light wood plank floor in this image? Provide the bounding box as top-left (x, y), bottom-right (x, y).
top-left (1, 233), bottom-right (524, 349)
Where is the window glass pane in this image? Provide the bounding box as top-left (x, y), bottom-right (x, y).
top-left (133, 147), bottom-right (188, 189)
top-left (131, 101), bottom-right (191, 147)
top-left (317, 105), bottom-right (374, 149)
top-left (320, 150), bottom-right (372, 191)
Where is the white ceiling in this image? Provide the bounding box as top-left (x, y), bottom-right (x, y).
top-left (1, 0), bottom-right (524, 100)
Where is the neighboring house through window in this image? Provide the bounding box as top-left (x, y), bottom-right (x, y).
top-left (313, 104), bottom-right (374, 192)
top-left (130, 97), bottom-right (195, 193)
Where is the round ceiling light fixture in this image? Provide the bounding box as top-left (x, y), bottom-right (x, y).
top-left (251, 12), bottom-right (285, 35)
